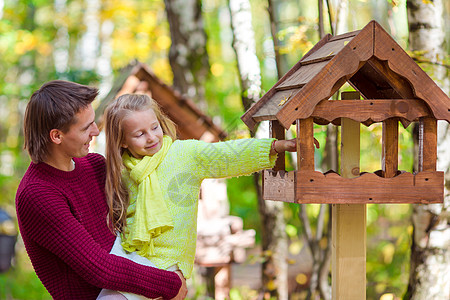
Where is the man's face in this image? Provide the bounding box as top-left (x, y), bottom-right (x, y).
top-left (59, 104), bottom-right (99, 158)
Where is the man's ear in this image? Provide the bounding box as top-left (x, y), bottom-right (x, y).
top-left (49, 129), bottom-right (63, 145)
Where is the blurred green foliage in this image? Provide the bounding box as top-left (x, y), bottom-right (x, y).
top-left (0, 244), bottom-right (51, 299)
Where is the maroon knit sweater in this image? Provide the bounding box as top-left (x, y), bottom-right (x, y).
top-left (15, 153), bottom-right (181, 300)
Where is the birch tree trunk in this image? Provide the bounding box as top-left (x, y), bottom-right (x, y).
top-left (53, 0), bottom-right (69, 77)
top-left (0, 0), bottom-right (4, 19)
top-left (96, 19), bottom-right (114, 98)
top-left (77, 0), bottom-right (100, 71)
top-left (406, 1), bottom-right (450, 299)
top-left (228, 0), bottom-right (262, 112)
top-left (228, 1), bottom-right (288, 299)
top-left (335, 0), bottom-right (348, 35)
top-left (163, 0), bottom-right (209, 108)
top-left (76, 0), bottom-right (113, 97)
top-left (267, 0), bottom-right (284, 79)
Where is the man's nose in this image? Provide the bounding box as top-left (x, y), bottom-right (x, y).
top-left (91, 122), bottom-right (100, 136)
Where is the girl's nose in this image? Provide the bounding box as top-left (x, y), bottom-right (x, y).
top-left (146, 132), bottom-right (155, 142)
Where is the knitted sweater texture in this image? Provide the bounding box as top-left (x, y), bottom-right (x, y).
top-left (123, 138), bottom-right (276, 279)
top-left (15, 153), bottom-right (181, 300)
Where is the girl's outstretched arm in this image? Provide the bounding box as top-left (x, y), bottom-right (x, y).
top-left (189, 137), bottom-right (320, 180)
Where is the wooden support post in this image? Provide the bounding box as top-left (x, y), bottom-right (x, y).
top-left (270, 120), bottom-right (286, 171)
top-left (332, 91), bottom-right (366, 299)
top-left (382, 118), bottom-right (399, 178)
top-left (418, 117), bottom-right (437, 172)
top-left (296, 117), bottom-right (315, 171)
top-left (214, 265), bottom-right (231, 300)
top-left (203, 265), bottom-right (232, 299)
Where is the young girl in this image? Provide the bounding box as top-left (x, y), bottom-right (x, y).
top-left (101, 93), bottom-right (297, 299)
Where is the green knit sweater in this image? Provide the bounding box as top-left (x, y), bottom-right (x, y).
top-left (122, 138), bottom-right (276, 278)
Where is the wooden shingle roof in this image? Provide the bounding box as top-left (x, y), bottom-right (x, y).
top-left (242, 20), bottom-right (450, 130)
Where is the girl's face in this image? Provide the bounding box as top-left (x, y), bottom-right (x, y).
top-left (121, 108), bottom-right (164, 158)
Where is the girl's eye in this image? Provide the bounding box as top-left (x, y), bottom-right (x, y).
top-left (152, 125), bottom-right (159, 130)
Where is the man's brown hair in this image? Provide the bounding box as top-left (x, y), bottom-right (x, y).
top-left (24, 80), bottom-right (99, 163)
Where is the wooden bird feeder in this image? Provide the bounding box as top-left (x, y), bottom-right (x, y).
top-left (241, 20), bottom-right (450, 299)
top-left (241, 20), bottom-right (450, 205)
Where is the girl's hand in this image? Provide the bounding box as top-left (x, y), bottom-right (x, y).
top-left (271, 138), bottom-right (320, 155)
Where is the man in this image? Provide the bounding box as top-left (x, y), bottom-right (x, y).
top-left (15, 80), bottom-right (187, 299)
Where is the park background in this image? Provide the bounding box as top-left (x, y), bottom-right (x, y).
top-left (0, 0), bottom-right (449, 299)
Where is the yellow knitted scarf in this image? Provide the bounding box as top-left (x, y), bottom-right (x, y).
top-left (121, 135), bottom-right (174, 258)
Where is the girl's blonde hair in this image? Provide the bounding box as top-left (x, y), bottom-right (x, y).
top-left (104, 93), bottom-right (177, 233)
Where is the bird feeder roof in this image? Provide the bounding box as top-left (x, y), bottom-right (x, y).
top-left (241, 20), bottom-right (450, 130)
